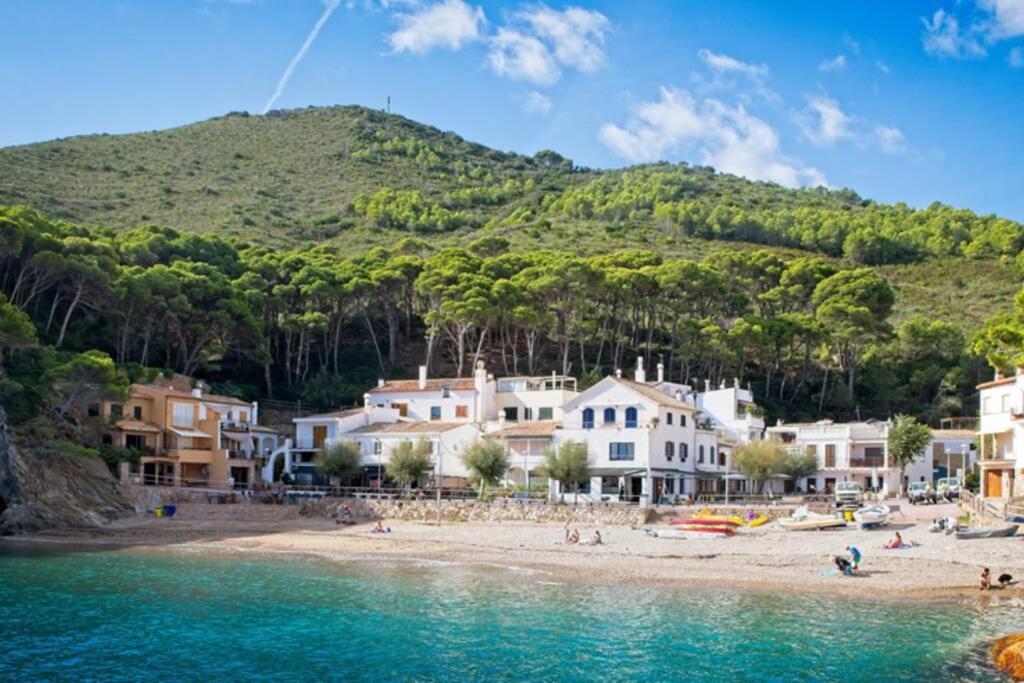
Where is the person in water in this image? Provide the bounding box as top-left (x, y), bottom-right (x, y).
top-left (885, 532), bottom-right (903, 549)
top-left (980, 567), bottom-right (991, 591)
top-left (845, 545), bottom-right (862, 572)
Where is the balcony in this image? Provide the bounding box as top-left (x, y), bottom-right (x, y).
top-left (221, 420), bottom-right (252, 431)
top-left (849, 456), bottom-right (886, 469)
top-left (497, 376), bottom-right (577, 393)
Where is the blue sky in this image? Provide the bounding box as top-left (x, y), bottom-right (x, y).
top-left (2, 0), bottom-right (1023, 219)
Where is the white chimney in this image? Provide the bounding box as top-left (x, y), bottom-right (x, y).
top-left (704, 379), bottom-right (711, 392)
top-left (635, 356), bottom-right (646, 383)
top-left (674, 390), bottom-right (683, 402)
top-left (734, 377), bottom-right (740, 388)
top-left (363, 393), bottom-right (372, 408)
top-left (657, 362), bottom-right (664, 383)
top-left (418, 365), bottom-right (428, 390)
top-left (191, 387), bottom-right (203, 398)
top-left (720, 379), bottom-right (726, 389)
top-left (378, 378), bottom-right (385, 388)
top-left (615, 368), bottom-right (622, 378)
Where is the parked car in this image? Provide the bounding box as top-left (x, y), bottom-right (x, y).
top-left (908, 481), bottom-right (937, 504)
top-left (936, 477), bottom-right (961, 501)
top-left (835, 481), bottom-right (864, 506)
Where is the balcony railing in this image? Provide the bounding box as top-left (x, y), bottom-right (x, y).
top-left (849, 457), bottom-right (885, 468)
top-left (221, 420), bottom-right (252, 431)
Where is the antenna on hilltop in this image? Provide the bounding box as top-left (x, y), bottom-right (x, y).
top-left (386, 96), bottom-right (391, 114)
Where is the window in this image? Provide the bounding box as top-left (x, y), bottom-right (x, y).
top-left (718, 450), bottom-right (725, 467)
top-left (983, 397), bottom-right (993, 414)
top-left (680, 414), bottom-right (686, 427)
top-left (373, 440), bottom-right (382, 455)
top-left (665, 478), bottom-right (675, 494)
top-left (504, 407), bottom-right (519, 422)
top-left (538, 407), bottom-right (553, 420)
top-left (133, 405), bottom-right (143, 420)
top-left (609, 443), bottom-right (635, 461)
top-left (666, 412), bottom-right (673, 426)
top-left (110, 403), bottom-right (123, 418)
top-left (239, 411), bottom-right (249, 422)
top-left (698, 445), bottom-right (705, 463)
top-left (455, 405), bottom-right (468, 418)
top-left (625, 407), bottom-right (637, 428)
top-left (87, 403), bottom-right (100, 418)
top-left (665, 442), bottom-right (675, 461)
top-left (1002, 394), bottom-right (1012, 413)
top-left (824, 444), bottom-right (836, 468)
top-left (582, 408), bottom-right (594, 429)
top-left (603, 407), bottom-right (616, 425)
top-left (442, 387), bottom-right (451, 398)
top-left (172, 402), bottom-right (194, 427)
top-left (430, 406), bottom-right (442, 421)
top-left (524, 407), bottom-right (533, 421)
top-left (679, 443), bottom-right (688, 462)
top-left (710, 447), bottom-right (716, 464)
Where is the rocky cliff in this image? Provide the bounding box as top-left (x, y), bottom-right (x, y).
top-left (0, 408), bottom-right (135, 534)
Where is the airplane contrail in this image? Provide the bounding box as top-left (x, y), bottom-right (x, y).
top-left (261, 0), bottom-right (342, 114)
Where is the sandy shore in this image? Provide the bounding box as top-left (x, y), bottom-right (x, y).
top-left (8, 503), bottom-right (1024, 601)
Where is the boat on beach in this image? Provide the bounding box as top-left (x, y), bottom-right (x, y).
top-left (778, 517), bottom-right (847, 531)
top-left (955, 524), bottom-right (1018, 540)
top-left (670, 517), bottom-right (741, 527)
top-left (852, 505), bottom-right (890, 530)
top-left (651, 527), bottom-right (734, 539)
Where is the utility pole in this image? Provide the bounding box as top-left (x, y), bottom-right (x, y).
top-left (386, 96), bottom-right (391, 114)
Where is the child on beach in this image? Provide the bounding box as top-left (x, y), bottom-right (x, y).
top-left (980, 567), bottom-right (991, 591)
top-left (845, 545), bottom-right (861, 572)
top-left (832, 555), bottom-right (852, 575)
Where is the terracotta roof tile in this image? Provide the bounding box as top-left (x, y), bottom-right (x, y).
top-left (345, 421), bottom-right (466, 434)
top-left (368, 378), bottom-right (476, 394)
top-left (113, 419), bottom-right (161, 433)
top-left (491, 421), bottom-right (561, 438)
top-left (977, 377), bottom-right (1016, 390)
top-left (611, 377), bottom-right (697, 411)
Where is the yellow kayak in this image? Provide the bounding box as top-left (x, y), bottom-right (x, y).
top-left (695, 509), bottom-right (745, 526)
top-left (747, 516), bottom-right (769, 528)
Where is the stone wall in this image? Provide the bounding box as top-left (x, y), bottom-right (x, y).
top-left (299, 498), bottom-right (656, 525)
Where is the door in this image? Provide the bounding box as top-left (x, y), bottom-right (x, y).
top-left (393, 403), bottom-right (408, 417)
top-left (313, 426), bottom-right (327, 449)
top-left (986, 470), bottom-right (1003, 498)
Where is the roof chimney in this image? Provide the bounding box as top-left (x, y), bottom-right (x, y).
top-left (363, 393), bottom-right (372, 409)
top-left (378, 379), bottom-right (385, 388)
top-left (704, 379), bottom-right (710, 392)
top-left (734, 377), bottom-right (740, 388)
top-left (615, 368), bottom-right (622, 378)
top-left (657, 362), bottom-right (664, 383)
top-left (635, 356), bottom-right (646, 383)
top-left (418, 365), bottom-right (427, 390)
top-left (674, 390), bottom-right (683, 402)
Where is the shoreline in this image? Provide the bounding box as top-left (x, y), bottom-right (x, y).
top-left (6, 509), bottom-right (1024, 604)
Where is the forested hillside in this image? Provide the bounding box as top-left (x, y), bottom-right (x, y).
top-left (1, 106), bottom-right (1023, 431)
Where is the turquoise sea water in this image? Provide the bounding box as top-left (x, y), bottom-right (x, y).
top-left (0, 543), bottom-right (1019, 682)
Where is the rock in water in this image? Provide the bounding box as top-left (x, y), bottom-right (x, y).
top-left (0, 408), bottom-right (134, 535)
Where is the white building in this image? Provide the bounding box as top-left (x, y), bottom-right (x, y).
top-left (766, 419), bottom-right (974, 495)
top-left (977, 370), bottom-right (1024, 499)
top-left (554, 368), bottom-right (707, 503)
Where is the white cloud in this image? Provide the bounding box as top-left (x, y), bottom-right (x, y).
top-left (488, 28), bottom-right (560, 85)
top-left (795, 95), bottom-right (853, 146)
top-left (697, 48), bottom-right (769, 78)
top-left (921, 8), bottom-right (986, 58)
top-left (487, 5), bottom-right (610, 85)
top-left (873, 125), bottom-right (906, 154)
top-left (876, 60), bottom-right (891, 74)
top-left (1011, 45), bottom-right (1024, 67)
top-left (598, 86), bottom-right (826, 188)
top-left (843, 35), bottom-right (861, 55)
top-left (980, 0), bottom-right (1024, 39)
top-left (818, 54), bottom-right (847, 72)
top-left (519, 5), bottom-right (610, 72)
top-left (387, 0), bottom-right (485, 54)
top-left (522, 90), bottom-right (553, 114)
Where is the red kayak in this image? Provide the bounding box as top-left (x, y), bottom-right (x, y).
top-left (670, 518), bottom-right (740, 527)
top-left (673, 524), bottom-right (736, 535)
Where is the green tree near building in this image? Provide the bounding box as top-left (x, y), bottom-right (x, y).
top-left (316, 440), bottom-right (363, 484)
top-left (543, 441), bottom-right (591, 503)
top-left (388, 439), bottom-right (434, 490)
top-left (460, 438), bottom-right (508, 498)
top-left (887, 414), bottom-right (932, 495)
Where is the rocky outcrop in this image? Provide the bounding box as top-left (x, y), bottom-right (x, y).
top-left (0, 408), bottom-right (135, 534)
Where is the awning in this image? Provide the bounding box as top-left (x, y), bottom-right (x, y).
top-left (222, 431), bottom-right (250, 444)
top-left (114, 419), bottom-right (161, 434)
top-left (170, 427), bottom-right (213, 439)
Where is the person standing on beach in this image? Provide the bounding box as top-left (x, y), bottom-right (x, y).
top-left (981, 567), bottom-right (991, 591)
top-left (564, 521), bottom-right (571, 542)
top-left (846, 545), bottom-right (862, 572)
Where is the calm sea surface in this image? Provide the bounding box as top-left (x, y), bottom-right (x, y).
top-left (0, 542), bottom-right (1019, 681)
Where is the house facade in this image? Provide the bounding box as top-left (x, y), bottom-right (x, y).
top-left (766, 420), bottom-right (974, 495)
top-left (977, 371), bottom-right (1024, 499)
top-left (91, 380), bottom-right (278, 490)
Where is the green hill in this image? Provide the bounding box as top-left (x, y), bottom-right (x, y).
top-left (1, 105), bottom-right (1020, 328)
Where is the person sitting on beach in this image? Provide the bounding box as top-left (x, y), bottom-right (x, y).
top-left (832, 555), bottom-right (852, 575)
top-left (980, 567), bottom-right (991, 591)
top-left (567, 528), bottom-right (580, 544)
top-left (845, 545), bottom-right (862, 572)
top-left (589, 530), bottom-right (603, 545)
top-left (371, 520), bottom-right (390, 534)
top-left (885, 532), bottom-right (904, 549)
